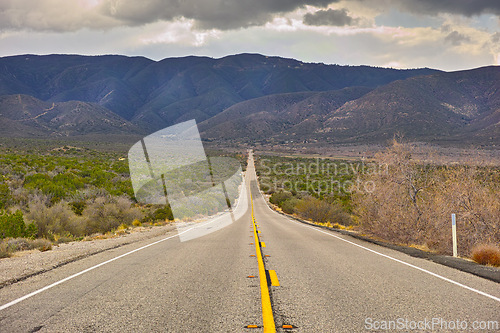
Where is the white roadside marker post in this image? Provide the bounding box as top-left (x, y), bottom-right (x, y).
top-left (451, 213), bottom-right (458, 257)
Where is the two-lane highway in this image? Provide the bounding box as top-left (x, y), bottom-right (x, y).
top-left (0, 152), bottom-right (498, 332)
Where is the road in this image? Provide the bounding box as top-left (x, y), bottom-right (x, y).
top-left (0, 153), bottom-right (498, 332)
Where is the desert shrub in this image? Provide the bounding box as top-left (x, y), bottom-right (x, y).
top-left (295, 196), bottom-right (352, 225)
top-left (69, 200), bottom-right (86, 216)
top-left (0, 241), bottom-right (10, 258)
top-left (82, 196), bottom-right (143, 234)
top-left (471, 244), bottom-right (500, 266)
top-left (259, 177), bottom-right (274, 194)
top-left (132, 219), bottom-right (142, 227)
top-left (0, 183), bottom-right (11, 209)
top-left (54, 234), bottom-right (74, 244)
top-left (6, 238), bottom-right (32, 251)
top-left (116, 223), bottom-right (129, 231)
top-left (143, 206), bottom-right (174, 223)
top-left (269, 191), bottom-right (293, 206)
top-left (26, 199), bottom-right (82, 238)
top-left (31, 238), bottom-right (52, 251)
top-left (0, 210), bottom-right (37, 239)
top-left (281, 198), bottom-right (299, 214)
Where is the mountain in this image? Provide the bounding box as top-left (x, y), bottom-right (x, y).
top-left (199, 66), bottom-right (500, 146)
top-left (0, 53), bottom-right (497, 147)
top-left (0, 53), bottom-right (438, 138)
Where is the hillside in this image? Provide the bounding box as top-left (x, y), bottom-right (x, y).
top-left (0, 94), bottom-right (142, 137)
top-left (199, 87), bottom-right (373, 142)
top-left (320, 66), bottom-right (500, 145)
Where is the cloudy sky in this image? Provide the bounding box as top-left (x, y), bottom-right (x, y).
top-left (1, 0), bottom-right (499, 70)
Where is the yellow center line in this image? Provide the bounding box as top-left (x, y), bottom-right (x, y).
top-left (250, 189), bottom-right (276, 333)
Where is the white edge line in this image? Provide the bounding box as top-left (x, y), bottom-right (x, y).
top-left (251, 163), bottom-right (500, 303)
top-left (0, 225), bottom-right (196, 311)
top-left (290, 220), bottom-right (500, 303)
top-left (1, 178), bottom-right (251, 312)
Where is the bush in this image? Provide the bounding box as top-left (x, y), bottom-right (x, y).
top-left (295, 196), bottom-right (352, 226)
top-left (0, 241), bottom-right (10, 258)
top-left (6, 238), bottom-right (33, 251)
top-left (281, 198), bottom-right (299, 214)
top-left (69, 200), bottom-right (86, 215)
top-left (31, 238), bottom-right (52, 252)
top-left (471, 244), bottom-right (500, 266)
top-left (143, 206), bottom-right (174, 223)
top-left (26, 200), bottom-right (82, 238)
top-left (269, 191), bottom-right (293, 206)
top-left (0, 183), bottom-right (11, 209)
top-left (82, 196), bottom-right (143, 234)
top-left (0, 210), bottom-right (37, 239)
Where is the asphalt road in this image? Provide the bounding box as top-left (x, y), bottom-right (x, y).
top-left (0, 153), bottom-right (498, 332)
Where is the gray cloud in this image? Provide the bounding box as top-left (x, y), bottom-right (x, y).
top-left (388, 0), bottom-right (500, 17)
top-left (102, 0), bottom-right (338, 30)
top-left (303, 8), bottom-right (356, 26)
top-left (0, 0), bottom-right (337, 32)
top-left (1, 0), bottom-right (498, 33)
top-left (444, 31), bottom-right (471, 46)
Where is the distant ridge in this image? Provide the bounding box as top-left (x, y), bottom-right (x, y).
top-left (1, 53), bottom-right (497, 146)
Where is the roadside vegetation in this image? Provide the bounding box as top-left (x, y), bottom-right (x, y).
top-left (255, 141), bottom-right (500, 266)
top-left (0, 144), bottom-right (247, 258)
top-left (354, 140), bottom-right (500, 264)
top-left (0, 146), bottom-right (153, 257)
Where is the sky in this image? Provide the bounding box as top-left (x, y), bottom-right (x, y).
top-left (0, 0), bottom-right (499, 71)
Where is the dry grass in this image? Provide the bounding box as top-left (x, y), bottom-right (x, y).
top-left (0, 242), bottom-right (9, 258)
top-left (0, 237), bottom-right (52, 258)
top-left (471, 244), bottom-right (500, 266)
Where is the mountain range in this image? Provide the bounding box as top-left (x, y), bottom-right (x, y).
top-left (0, 53), bottom-right (498, 146)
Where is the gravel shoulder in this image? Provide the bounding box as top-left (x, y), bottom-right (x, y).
top-left (0, 224), bottom-right (176, 288)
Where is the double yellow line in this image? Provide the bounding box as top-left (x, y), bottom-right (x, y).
top-left (250, 191), bottom-right (276, 332)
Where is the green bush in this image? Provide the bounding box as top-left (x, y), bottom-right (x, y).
top-left (0, 210), bottom-right (37, 239)
top-left (69, 200), bottom-right (86, 215)
top-left (269, 191), bottom-right (293, 206)
top-left (0, 183), bottom-right (10, 209)
top-left (143, 206), bottom-right (174, 222)
top-left (281, 198), bottom-right (299, 214)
